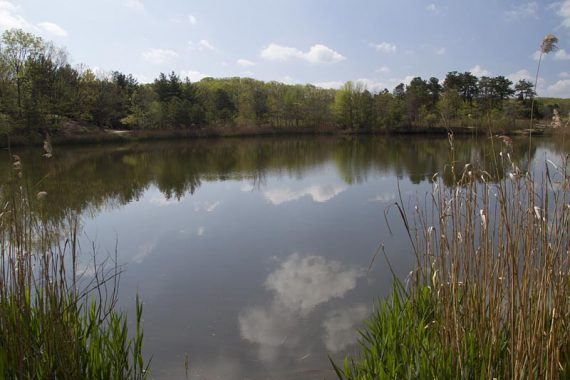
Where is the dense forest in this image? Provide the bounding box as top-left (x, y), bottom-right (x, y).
top-left (0, 29), bottom-right (566, 140)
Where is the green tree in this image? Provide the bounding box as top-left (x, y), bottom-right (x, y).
top-left (0, 29), bottom-right (44, 119)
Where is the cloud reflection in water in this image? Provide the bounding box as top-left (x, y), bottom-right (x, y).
top-left (264, 184), bottom-right (347, 205)
top-left (239, 253), bottom-right (365, 363)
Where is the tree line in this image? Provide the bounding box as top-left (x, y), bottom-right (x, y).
top-left (0, 29), bottom-right (560, 138)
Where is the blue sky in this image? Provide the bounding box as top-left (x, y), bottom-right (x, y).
top-left (1, 0), bottom-right (570, 97)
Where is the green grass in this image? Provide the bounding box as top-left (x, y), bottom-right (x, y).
top-left (333, 135), bottom-right (570, 379)
top-left (0, 155), bottom-right (150, 379)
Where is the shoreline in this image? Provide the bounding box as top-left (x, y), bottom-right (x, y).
top-left (0, 124), bottom-right (559, 148)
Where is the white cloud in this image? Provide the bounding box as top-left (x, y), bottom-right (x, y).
top-left (0, 1), bottom-right (31, 29)
top-left (435, 47), bottom-right (446, 55)
top-left (37, 22), bottom-right (67, 37)
top-left (236, 58), bottom-right (255, 67)
top-left (260, 43), bottom-right (345, 64)
top-left (554, 49), bottom-right (570, 60)
top-left (354, 78), bottom-right (386, 92)
top-left (545, 79), bottom-right (570, 97)
top-left (505, 2), bottom-right (538, 20)
top-left (558, 0), bottom-right (570, 28)
top-left (313, 81), bottom-right (345, 89)
top-left (507, 69), bottom-right (533, 83)
top-left (125, 0), bottom-right (144, 11)
top-left (315, 75), bottom-right (414, 93)
top-left (470, 64), bottom-right (490, 77)
top-left (369, 42), bottom-right (397, 54)
top-left (426, 3), bottom-right (440, 14)
top-left (560, 72), bottom-right (570, 78)
top-left (281, 76), bottom-right (298, 84)
top-left (188, 39), bottom-right (217, 51)
top-left (264, 184), bottom-right (346, 205)
top-left (141, 48), bottom-right (178, 64)
top-left (180, 70), bottom-right (209, 82)
top-left (197, 226), bottom-right (205, 236)
top-left (198, 39), bottom-right (215, 51)
top-left (188, 14), bottom-right (197, 25)
top-left (133, 73), bottom-right (151, 83)
top-left (376, 65), bottom-right (390, 73)
top-left (507, 69), bottom-right (546, 93)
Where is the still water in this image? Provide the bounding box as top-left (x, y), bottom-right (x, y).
top-left (4, 135), bottom-right (568, 379)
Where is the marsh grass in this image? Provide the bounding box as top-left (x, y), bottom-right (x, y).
top-left (0, 155), bottom-right (149, 378)
top-left (334, 135), bottom-right (570, 379)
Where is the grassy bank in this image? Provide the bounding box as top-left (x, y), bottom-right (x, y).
top-left (334, 135), bottom-right (570, 379)
top-left (2, 120), bottom-right (564, 148)
top-left (0, 155), bottom-right (149, 378)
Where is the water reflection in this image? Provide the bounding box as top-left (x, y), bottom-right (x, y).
top-left (1, 136), bottom-right (557, 226)
top-left (1, 136), bottom-right (567, 379)
top-left (264, 183), bottom-right (347, 205)
top-left (239, 253), bottom-right (364, 364)
top-left (323, 304), bottom-right (370, 353)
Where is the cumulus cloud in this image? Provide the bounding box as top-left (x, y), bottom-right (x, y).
top-left (315, 75), bottom-right (415, 93)
top-left (313, 81), bottom-right (345, 90)
top-left (141, 48), bottom-right (178, 64)
top-left (236, 58), bottom-right (255, 67)
top-left (0, 2), bottom-right (68, 37)
top-left (37, 22), bottom-right (67, 37)
top-left (188, 14), bottom-right (197, 25)
top-left (260, 43), bottom-right (346, 64)
top-left (554, 49), bottom-right (570, 60)
top-left (560, 72), bottom-right (570, 78)
top-left (507, 69), bottom-right (533, 83)
top-left (545, 79), bottom-right (570, 97)
top-left (507, 69), bottom-right (546, 93)
top-left (369, 42), bottom-right (397, 54)
top-left (558, 0), bottom-right (570, 28)
top-left (0, 1), bottom-right (31, 29)
top-left (505, 2), bottom-right (538, 20)
top-left (435, 47), bottom-right (446, 55)
top-left (470, 64), bottom-right (490, 77)
top-left (180, 70), bottom-right (209, 82)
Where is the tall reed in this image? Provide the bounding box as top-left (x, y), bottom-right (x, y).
top-left (0, 154), bottom-right (149, 378)
top-left (334, 136), bottom-right (570, 379)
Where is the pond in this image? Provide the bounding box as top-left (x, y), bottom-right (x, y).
top-left (3, 135), bottom-right (567, 379)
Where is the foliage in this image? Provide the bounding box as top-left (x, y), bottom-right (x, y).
top-left (333, 136), bottom-right (570, 379)
top-left (0, 155), bottom-right (150, 378)
top-left (0, 28), bottom-right (564, 140)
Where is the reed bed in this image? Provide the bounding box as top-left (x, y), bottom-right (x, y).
top-left (0, 155), bottom-right (149, 379)
top-left (334, 135), bottom-right (570, 379)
